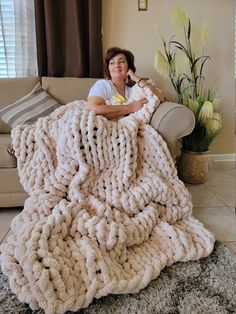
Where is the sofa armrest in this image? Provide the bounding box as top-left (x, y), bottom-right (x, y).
top-left (150, 102), bottom-right (195, 158)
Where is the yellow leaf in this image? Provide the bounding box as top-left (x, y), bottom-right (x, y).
top-left (190, 26), bottom-right (201, 57)
top-left (172, 5), bottom-right (188, 34)
top-left (154, 51), bottom-right (170, 79)
top-left (174, 50), bottom-right (190, 76)
top-left (201, 24), bottom-right (209, 46)
top-left (199, 101), bottom-right (214, 123)
top-left (188, 98), bottom-right (199, 114)
top-left (206, 112), bottom-right (222, 134)
top-left (155, 26), bottom-right (162, 38)
top-left (212, 98), bottom-right (221, 110)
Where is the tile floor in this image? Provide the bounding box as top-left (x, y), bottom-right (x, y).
top-left (0, 161), bottom-right (235, 254)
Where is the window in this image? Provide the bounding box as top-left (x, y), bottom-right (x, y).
top-left (0, 0), bottom-right (38, 78)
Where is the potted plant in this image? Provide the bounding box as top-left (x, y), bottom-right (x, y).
top-left (154, 5), bottom-right (222, 183)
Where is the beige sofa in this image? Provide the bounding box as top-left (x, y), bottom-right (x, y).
top-left (0, 77), bottom-right (195, 207)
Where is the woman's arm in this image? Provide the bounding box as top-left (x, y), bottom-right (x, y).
top-left (127, 70), bottom-right (165, 102)
top-left (87, 96), bottom-right (148, 120)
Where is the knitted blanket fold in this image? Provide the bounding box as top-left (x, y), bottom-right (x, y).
top-left (0, 84), bottom-right (215, 314)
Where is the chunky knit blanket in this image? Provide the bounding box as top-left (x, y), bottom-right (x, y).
top-left (0, 84), bottom-right (215, 314)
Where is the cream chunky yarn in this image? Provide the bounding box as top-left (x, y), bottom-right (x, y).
top-left (0, 84), bottom-right (214, 314)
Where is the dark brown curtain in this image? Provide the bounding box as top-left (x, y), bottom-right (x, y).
top-left (34, 0), bottom-right (103, 78)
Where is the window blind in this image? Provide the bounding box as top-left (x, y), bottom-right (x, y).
top-left (0, 0), bottom-right (15, 77)
top-left (0, 0), bottom-right (37, 78)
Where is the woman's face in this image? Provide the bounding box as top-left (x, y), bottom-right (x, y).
top-left (108, 53), bottom-right (129, 80)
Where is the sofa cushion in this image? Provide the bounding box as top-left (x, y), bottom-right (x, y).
top-left (42, 77), bottom-right (98, 104)
top-left (0, 77), bottom-right (40, 134)
top-left (0, 82), bottom-right (60, 128)
top-left (0, 134), bottom-right (17, 168)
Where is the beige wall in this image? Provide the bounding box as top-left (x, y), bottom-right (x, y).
top-left (102, 0), bottom-right (235, 155)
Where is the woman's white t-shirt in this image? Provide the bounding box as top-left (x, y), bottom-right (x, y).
top-left (88, 79), bottom-right (132, 105)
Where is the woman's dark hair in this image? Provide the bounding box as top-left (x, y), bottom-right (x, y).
top-left (103, 47), bottom-right (136, 79)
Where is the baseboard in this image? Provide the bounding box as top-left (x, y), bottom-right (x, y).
top-left (208, 154), bottom-right (236, 162)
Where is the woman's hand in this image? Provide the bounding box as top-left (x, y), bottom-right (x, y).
top-left (130, 98), bottom-right (148, 112)
top-left (126, 69), bottom-right (166, 103)
top-left (126, 69), bottom-right (139, 83)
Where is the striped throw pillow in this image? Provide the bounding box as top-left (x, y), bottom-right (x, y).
top-left (0, 83), bottom-right (60, 128)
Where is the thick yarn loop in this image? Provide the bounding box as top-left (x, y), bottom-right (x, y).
top-left (0, 84), bottom-right (214, 314)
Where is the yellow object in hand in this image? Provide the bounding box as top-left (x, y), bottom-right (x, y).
top-left (112, 95), bottom-right (126, 104)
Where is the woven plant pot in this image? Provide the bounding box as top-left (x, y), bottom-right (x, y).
top-left (177, 150), bottom-right (210, 184)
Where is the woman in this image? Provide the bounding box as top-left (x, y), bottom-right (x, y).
top-left (87, 47), bottom-right (165, 120)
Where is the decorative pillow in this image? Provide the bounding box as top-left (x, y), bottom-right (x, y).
top-left (0, 82), bottom-right (60, 128)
